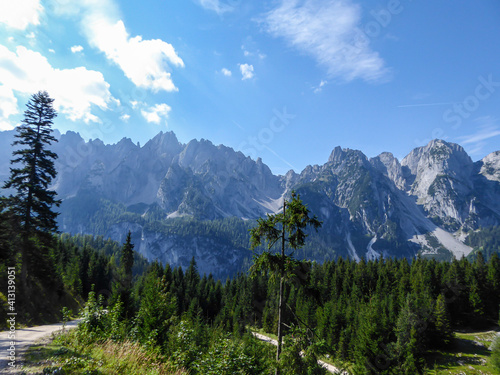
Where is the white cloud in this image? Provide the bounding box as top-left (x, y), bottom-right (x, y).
top-left (120, 114), bottom-right (130, 122)
top-left (263, 0), bottom-right (388, 82)
top-left (26, 32), bottom-right (36, 39)
top-left (48, 48), bottom-right (55, 53)
top-left (0, 0), bottom-right (43, 30)
top-left (0, 86), bottom-right (19, 130)
top-left (141, 103), bottom-right (171, 124)
top-left (313, 79), bottom-right (327, 93)
top-left (71, 45), bottom-right (84, 53)
top-left (0, 44), bottom-right (116, 124)
top-left (62, 0), bottom-right (184, 93)
top-left (239, 64), bottom-right (254, 80)
top-left (198, 0), bottom-right (234, 14)
top-left (241, 44), bottom-right (266, 59)
top-left (221, 68), bottom-right (232, 77)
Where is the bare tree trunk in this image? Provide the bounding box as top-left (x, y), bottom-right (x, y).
top-left (275, 200), bottom-right (286, 375)
top-left (275, 277), bottom-right (284, 375)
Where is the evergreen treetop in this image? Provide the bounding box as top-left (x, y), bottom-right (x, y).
top-left (3, 90), bottom-right (60, 234)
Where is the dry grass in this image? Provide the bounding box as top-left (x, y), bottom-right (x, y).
top-left (21, 333), bottom-right (187, 375)
top-left (92, 339), bottom-right (186, 375)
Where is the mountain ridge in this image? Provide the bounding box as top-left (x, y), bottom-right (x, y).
top-left (1, 129), bottom-right (499, 275)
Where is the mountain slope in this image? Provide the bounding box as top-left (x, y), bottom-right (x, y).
top-left (1, 130), bottom-right (499, 274)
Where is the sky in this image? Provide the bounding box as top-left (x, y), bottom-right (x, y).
top-left (1, 0), bottom-right (500, 175)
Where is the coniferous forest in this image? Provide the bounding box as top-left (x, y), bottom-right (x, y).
top-left (1, 92), bottom-right (500, 374)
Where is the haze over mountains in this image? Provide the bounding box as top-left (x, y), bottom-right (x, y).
top-left (1, 130), bottom-right (499, 276)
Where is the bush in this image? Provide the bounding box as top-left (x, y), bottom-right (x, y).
top-left (193, 336), bottom-right (257, 375)
top-left (278, 325), bottom-right (328, 375)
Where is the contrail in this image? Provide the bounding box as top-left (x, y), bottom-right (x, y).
top-left (233, 121), bottom-right (245, 131)
top-left (264, 145), bottom-right (297, 171)
top-left (397, 102), bottom-right (454, 108)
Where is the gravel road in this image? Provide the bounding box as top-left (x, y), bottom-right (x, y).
top-left (0, 320), bottom-right (80, 374)
top-left (251, 332), bottom-right (348, 374)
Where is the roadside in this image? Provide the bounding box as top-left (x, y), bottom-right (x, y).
top-left (0, 320), bottom-right (80, 374)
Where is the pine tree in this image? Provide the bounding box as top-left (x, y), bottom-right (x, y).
top-left (433, 294), bottom-right (453, 347)
top-left (137, 268), bottom-right (177, 346)
top-left (250, 191), bottom-right (321, 375)
top-left (120, 231), bottom-right (134, 285)
top-left (2, 91), bottom-right (60, 290)
top-left (111, 231), bottom-right (135, 317)
top-left (3, 91), bottom-right (60, 234)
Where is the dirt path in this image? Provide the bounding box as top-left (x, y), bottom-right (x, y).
top-left (251, 332), bottom-right (347, 374)
top-left (0, 320), bottom-right (80, 374)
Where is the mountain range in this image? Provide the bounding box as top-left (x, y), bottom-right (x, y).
top-left (1, 129), bottom-right (499, 276)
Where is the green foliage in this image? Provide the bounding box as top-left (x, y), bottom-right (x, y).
top-left (466, 226), bottom-right (500, 260)
top-left (13, 225), bottom-right (499, 374)
top-left (2, 91), bottom-right (60, 235)
top-left (1, 91), bottom-right (63, 307)
top-left (491, 335), bottom-right (500, 371)
top-left (278, 325), bottom-right (328, 375)
top-left (110, 231), bottom-right (136, 318)
top-left (433, 294), bottom-right (453, 347)
top-left (136, 269), bottom-right (177, 346)
top-left (193, 336), bottom-right (258, 375)
top-left (250, 192), bottom-right (322, 253)
top-left (168, 320), bottom-right (205, 369)
top-left (249, 191), bottom-right (322, 373)
top-left (120, 231), bottom-right (134, 280)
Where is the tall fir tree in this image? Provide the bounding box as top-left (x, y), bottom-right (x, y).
top-left (3, 91), bottom-right (60, 234)
top-left (2, 91), bottom-right (60, 290)
top-left (433, 294), bottom-right (453, 347)
top-left (250, 191), bottom-right (321, 375)
top-left (111, 231), bottom-right (135, 318)
top-left (120, 231), bottom-right (134, 284)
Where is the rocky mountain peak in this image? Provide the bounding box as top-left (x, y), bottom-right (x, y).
top-left (328, 146), bottom-right (369, 169)
top-left (2, 129), bottom-right (499, 268)
top-left (143, 131), bottom-right (182, 157)
top-left (370, 152), bottom-right (407, 190)
top-left (479, 151), bottom-right (500, 182)
top-left (401, 139), bottom-right (474, 197)
top-left (328, 146), bottom-right (344, 164)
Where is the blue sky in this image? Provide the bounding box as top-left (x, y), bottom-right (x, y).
top-left (1, 0), bottom-right (500, 174)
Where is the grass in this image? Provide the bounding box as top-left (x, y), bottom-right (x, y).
top-left (19, 330), bottom-right (186, 375)
top-left (425, 330), bottom-right (500, 374)
top-left (20, 326), bottom-right (499, 375)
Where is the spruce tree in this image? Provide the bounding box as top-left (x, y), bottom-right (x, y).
top-left (433, 294), bottom-right (453, 347)
top-left (111, 231), bottom-right (135, 317)
top-left (3, 91), bottom-right (60, 234)
top-left (2, 91), bottom-right (60, 290)
top-left (250, 191), bottom-right (321, 375)
top-left (120, 231), bottom-right (134, 284)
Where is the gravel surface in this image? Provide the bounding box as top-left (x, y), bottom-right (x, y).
top-left (0, 320), bottom-right (80, 374)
